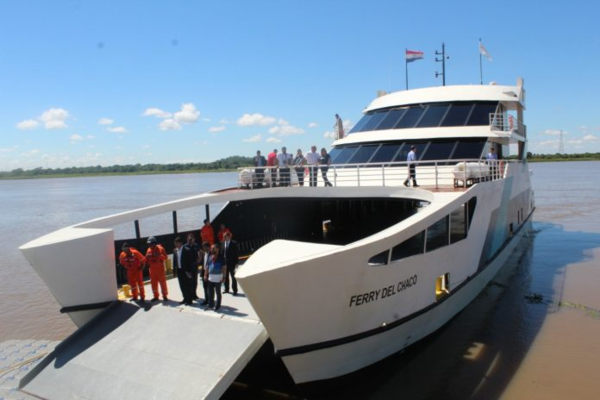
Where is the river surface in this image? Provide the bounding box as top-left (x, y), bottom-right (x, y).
top-left (1, 162), bottom-right (599, 399)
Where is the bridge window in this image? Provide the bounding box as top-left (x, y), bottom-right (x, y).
top-left (348, 144), bottom-right (379, 164)
top-left (440, 103), bottom-right (474, 126)
top-left (391, 230), bottom-right (425, 262)
top-left (467, 103), bottom-right (498, 126)
top-left (377, 108), bottom-right (407, 130)
top-left (370, 143), bottom-right (403, 164)
top-left (395, 106), bottom-right (425, 129)
top-left (417, 104), bottom-right (450, 127)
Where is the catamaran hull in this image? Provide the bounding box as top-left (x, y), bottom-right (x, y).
top-left (281, 217), bottom-right (532, 384)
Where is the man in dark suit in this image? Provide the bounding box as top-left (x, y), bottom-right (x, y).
top-left (173, 236), bottom-right (196, 305)
top-left (221, 232), bottom-right (239, 295)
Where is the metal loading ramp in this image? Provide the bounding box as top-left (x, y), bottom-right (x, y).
top-left (19, 301), bottom-right (268, 400)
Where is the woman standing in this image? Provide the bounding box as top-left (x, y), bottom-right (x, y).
top-left (294, 149), bottom-right (307, 186)
top-left (318, 148), bottom-right (333, 187)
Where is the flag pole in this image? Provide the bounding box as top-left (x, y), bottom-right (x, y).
top-left (479, 38), bottom-right (483, 85)
top-left (405, 48), bottom-right (409, 90)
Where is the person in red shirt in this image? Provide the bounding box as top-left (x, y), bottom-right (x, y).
top-left (119, 243), bottom-right (146, 302)
top-left (217, 223), bottom-right (232, 243)
top-left (200, 219), bottom-right (215, 245)
top-left (145, 236), bottom-right (169, 302)
top-left (267, 148), bottom-right (278, 167)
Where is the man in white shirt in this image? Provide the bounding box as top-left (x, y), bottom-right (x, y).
top-left (403, 146), bottom-right (419, 187)
top-left (276, 146), bottom-right (293, 186)
top-left (305, 145), bottom-right (320, 187)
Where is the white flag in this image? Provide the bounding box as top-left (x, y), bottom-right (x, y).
top-left (479, 41), bottom-right (493, 61)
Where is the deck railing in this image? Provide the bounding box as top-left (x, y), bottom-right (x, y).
top-left (238, 159), bottom-right (510, 190)
top-left (489, 113), bottom-right (526, 137)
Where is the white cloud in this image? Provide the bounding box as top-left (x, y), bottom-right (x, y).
top-left (0, 146), bottom-right (17, 153)
top-left (142, 108), bottom-right (172, 118)
top-left (583, 134), bottom-right (599, 141)
top-left (208, 126), bottom-right (226, 133)
top-left (107, 126), bottom-right (128, 133)
top-left (98, 117), bottom-right (114, 125)
top-left (40, 108), bottom-right (69, 129)
top-left (269, 124), bottom-right (305, 136)
top-left (243, 134), bottom-right (262, 143)
top-left (174, 103), bottom-right (200, 124)
top-left (17, 119), bottom-right (40, 130)
top-left (219, 119), bottom-right (231, 124)
top-left (308, 122), bottom-right (319, 128)
top-left (266, 137), bottom-right (281, 143)
top-left (86, 135), bottom-right (96, 140)
top-left (160, 119), bottom-right (182, 131)
top-left (538, 139), bottom-right (558, 147)
top-left (542, 129), bottom-right (567, 136)
top-left (143, 144), bottom-right (151, 149)
top-left (22, 149), bottom-right (41, 157)
top-left (70, 134), bottom-right (84, 142)
top-left (237, 113), bottom-right (276, 127)
top-left (324, 130), bottom-right (336, 139)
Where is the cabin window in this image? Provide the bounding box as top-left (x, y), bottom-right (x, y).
top-left (377, 108), bottom-right (407, 130)
top-left (426, 216), bottom-right (449, 253)
top-left (436, 273), bottom-right (450, 300)
top-left (331, 146), bottom-right (359, 164)
top-left (395, 106), bottom-right (425, 129)
top-left (420, 141), bottom-right (456, 163)
top-left (417, 104), bottom-right (450, 127)
top-left (466, 103), bottom-right (498, 126)
top-left (450, 204), bottom-right (467, 244)
top-left (368, 250), bottom-right (389, 266)
top-left (395, 143), bottom-right (426, 163)
top-left (440, 103), bottom-right (474, 126)
top-left (349, 113), bottom-right (372, 133)
top-left (467, 197), bottom-right (477, 230)
top-left (391, 230), bottom-right (425, 262)
top-left (348, 144), bottom-right (379, 164)
top-left (453, 140), bottom-right (486, 160)
top-left (361, 111), bottom-right (388, 131)
top-left (370, 143), bottom-right (403, 164)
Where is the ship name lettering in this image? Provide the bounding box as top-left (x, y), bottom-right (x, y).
top-left (348, 275), bottom-right (418, 307)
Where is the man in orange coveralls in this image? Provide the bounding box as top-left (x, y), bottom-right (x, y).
top-left (119, 242), bottom-right (146, 302)
top-left (200, 219), bottom-right (215, 245)
top-left (145, 236), bottom-right (169, 302)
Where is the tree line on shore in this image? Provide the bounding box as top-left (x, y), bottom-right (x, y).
top-left (2, 152), bottom-right (600, 179)
top-left (0, 156), bottom-right (253, 179)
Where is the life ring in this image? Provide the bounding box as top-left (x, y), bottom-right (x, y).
top-left (508, 115), bottom-right (515, 131)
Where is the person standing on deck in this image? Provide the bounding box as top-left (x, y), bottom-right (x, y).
top-left (200, 219), bottom-right (215, 246)
top-left (187, 233), bottom-right (201, 301)
top-left (253, 150), bottom-right (267, 188)
top-left (334, 114), bottom-right (345, 140)
top-left (318, 148), bottom-right (333, 187)
top-left (305, 145), bottom-right (320, 187)
top-left (173, 236), bottom-right (196, 306)
top-left (267, 148), bottom-right (278, 186)
top-left (277, 146), bottom-right (293, 187)
top-left (293, 149), bottom-right (307, 186)
top-left (486, 146), bottom-right (498, 180)
top-left (403, 145), bottom-right (419, 187)
top-left (217, 223), bottom-right (232, 243)
top-left (221, 232), bottom-right (239, 295)
top-left (199, 241), bottom-right (211, 306)
top-left (204, 243), bottom-right (226, 311)
top-left (145, 236), bottom-right (169, 302)
top-left (119, 243), bottom-right (146, 302)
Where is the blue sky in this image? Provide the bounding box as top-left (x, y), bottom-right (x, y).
top-left (1, 0), bottom-right (599, 171)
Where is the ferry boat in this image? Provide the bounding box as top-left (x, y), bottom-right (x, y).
top-left (20, 78), bottom-right (533, 388)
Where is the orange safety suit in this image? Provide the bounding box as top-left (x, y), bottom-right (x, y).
top-left (145, 244), bottom-right (168, 299)
top-left (200, 224), bottom-right (215, 245)
top-left (119, 248), bottom-right (146, 300)
top-left (217, 227), bottom-right (232, 243)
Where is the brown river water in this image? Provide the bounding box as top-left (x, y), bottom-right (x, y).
top-left (1, 162), bottom-right (599, 399)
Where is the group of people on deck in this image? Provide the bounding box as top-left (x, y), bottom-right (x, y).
top-left (252, 145), bottom-right (333, 188)
top-left (118, 221), bottom-right (239, 313)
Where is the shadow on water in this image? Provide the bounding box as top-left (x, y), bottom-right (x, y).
top-left (224, 221), bottom-right (600, 400)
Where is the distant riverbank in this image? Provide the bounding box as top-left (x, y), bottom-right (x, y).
top-left (2, 155), bottom-right (599, 180)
